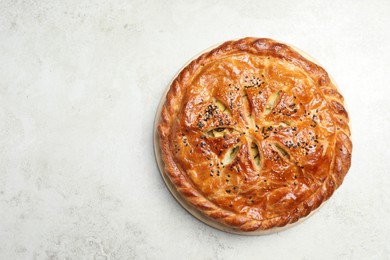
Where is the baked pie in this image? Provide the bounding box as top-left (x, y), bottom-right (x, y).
top-left (157, 38), bottom-right (352, 232)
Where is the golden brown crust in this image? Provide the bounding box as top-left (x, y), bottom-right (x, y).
top-left (158, 38), bottom-right (352, 231)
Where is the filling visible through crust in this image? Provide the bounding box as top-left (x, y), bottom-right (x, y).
top-left (170, 54), bottom-right (338, 221)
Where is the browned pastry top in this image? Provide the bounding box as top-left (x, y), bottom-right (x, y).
top-left (158, 38), bottom-right (352, 231)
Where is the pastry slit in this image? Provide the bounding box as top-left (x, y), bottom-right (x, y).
top-left (250, 141), bottom-right (261, 167)
top-left (205, 127), bottom-right (238, 138)
top-left (215, 99), bottom-right (231, 116)
top-left (241, 92), bottom-right (255, 126)
top-left (222, 145), bottom-right (240, 165)
top-left (274, 143), bottom-right (290, 160)
top-left (264, 91), bottom-right (281, 115)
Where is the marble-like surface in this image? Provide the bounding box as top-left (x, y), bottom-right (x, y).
top-left (1, 0), bottom-right (390, 259)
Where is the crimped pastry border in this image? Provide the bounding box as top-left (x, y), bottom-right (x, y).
top-left (157, 38), bottom-right (352, 232)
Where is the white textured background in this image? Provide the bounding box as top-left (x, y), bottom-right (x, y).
top-left (1, 0), bottom-right (389, 259)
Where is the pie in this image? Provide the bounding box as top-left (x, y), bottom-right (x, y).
top-left (157, 38), bottom-right (352, 232)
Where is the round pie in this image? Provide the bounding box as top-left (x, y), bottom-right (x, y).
top-left (157, 38), bottom-right (352, 232)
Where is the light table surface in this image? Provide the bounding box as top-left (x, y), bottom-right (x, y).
top-left (1, 0), bottom-right (389, 259)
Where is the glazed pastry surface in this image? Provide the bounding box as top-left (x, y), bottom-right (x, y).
top-left (158, 38), bottom-right (352, 231)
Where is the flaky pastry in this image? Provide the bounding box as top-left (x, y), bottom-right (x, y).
top-left (157, 38), bottom-right (352, 232)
